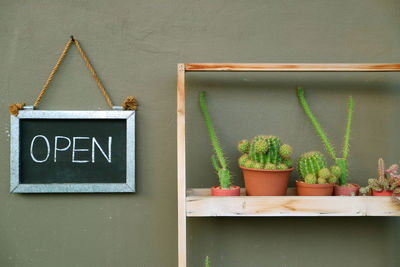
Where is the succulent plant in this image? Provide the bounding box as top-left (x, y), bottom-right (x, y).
top-left (238, 135), bottom-right (293, 170)
top-left (297, 151), bottom-right (340, 184)
top-left (360, 158), bottom-right (400, 194)
top-left (200, 91), bottom-right (232, 189)
top-left (297, 87), bottom-right (354, 186)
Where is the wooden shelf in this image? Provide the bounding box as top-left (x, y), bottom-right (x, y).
top-left (186, 188), bottom-right (400, 217)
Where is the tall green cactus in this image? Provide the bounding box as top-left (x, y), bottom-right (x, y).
top-left (238, 135), bottom-right (293, 170)
top-left (297, 87), bottom-right (353, 186)
top-left (200, 91), bottom-right (231, 189)
top-left (205, 256), bottom-right (210, 267)
top-left (297, 151), bottom-right (340, 184)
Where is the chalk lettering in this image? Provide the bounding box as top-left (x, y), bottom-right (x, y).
top-left (30, 135), bottom-right (50, 163)
top-left (92, 137), bottom-right (112, 163)
top-left (54, 136), bottom-right (71, 162)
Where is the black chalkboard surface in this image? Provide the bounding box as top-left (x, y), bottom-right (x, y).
top-left (10, 110), bottom-right (135, 193)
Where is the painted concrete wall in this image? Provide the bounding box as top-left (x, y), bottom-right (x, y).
top-left (1, 0), bottom-right (400, 266)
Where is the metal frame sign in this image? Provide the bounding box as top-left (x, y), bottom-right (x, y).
top-left (10, 110), bottom-right (135, 193)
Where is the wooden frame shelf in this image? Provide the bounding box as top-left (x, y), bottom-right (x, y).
top-left (177, 63), bottom-right (400, 267)
top-left (186, 188), bottom-right (400, 217)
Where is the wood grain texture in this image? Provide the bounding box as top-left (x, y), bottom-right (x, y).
top-left (177, 64), bottom-right (187, 267)
top-left (186, 188), bottom-right (400, 217)
top-left (185, 63), bottom-right (400, 72)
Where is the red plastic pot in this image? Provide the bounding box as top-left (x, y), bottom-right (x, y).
top-left (211, 185), bottom-right (240, 196)
top-left (372, 189), bottom-right (393, 196)
top-left (296, 180), bottom-right (334, 196)
top-left (334, 183), bottom-right (360, 196)
top-left (240, 167), bottom-right (293, 196)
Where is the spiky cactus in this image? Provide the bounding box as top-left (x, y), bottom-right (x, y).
top-left (297, 87), bottom-right (353, 186)
top-left (200, 91), bottom-right (231, 189)
top-left (238, 135), bottom-right (293, 170)
top-left (360, 158), bottom-right (400, 194)
top-left (297, 151), bottom-right (340, 184)
top-left (205, 256), bottom-right (210, 267)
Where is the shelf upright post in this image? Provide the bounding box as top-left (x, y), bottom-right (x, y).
top-left (177, 63), bottom-right (187, 267)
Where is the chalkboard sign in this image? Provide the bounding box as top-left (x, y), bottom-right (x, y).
top-left (10, 110), bottom-right (135, 193)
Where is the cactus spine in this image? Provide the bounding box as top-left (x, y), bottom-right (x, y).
top-left (238, 135), bottom-right (293, 170)
top-left (297, 151), bottom-right (340, 184)
top-left (200, 91), bottom-right (231, 189)
top-left (297, 87), bottom-right (353, 186)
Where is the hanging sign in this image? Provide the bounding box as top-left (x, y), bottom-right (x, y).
top-left (10, 109), bottom-right (135, 193)
top-left (9, 36), bottom-right (137, 193)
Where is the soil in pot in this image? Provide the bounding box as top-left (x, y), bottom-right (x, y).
top-left (240, 167), bottom-right (293, 196)
top-left (211, 185), bottom-right (241, 196)
top-left (296, 180), bottom-right (334, 196)
top-left (334, 183), bottom-right (360, 196)
top-left (371, 189), bottom-right (393, 196)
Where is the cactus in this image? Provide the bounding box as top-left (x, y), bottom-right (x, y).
top-left (205, 256), bottom-right (210, 267)
top-left (361, 158), bottom-right (400, 194)
top-left (238, 135), bottom-right (293, 170)
top-left (297, 87), bottom-right (353, 186)
top-left (200, 91), bottom-right (231, 189)
top-left (297, 151), bottom-right (340, 184)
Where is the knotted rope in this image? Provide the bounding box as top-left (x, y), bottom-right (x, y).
top-left (10, 36), bottom-right (137, 116)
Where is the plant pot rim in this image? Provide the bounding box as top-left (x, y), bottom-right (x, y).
top-left (240, 166), bottom-right (294, 172)
top-left (335, 183), bottom-right (360, 188)
top-left (211, 185), bottom-right (240, 190)
top-left (296, 180), bottom-right (334, 188)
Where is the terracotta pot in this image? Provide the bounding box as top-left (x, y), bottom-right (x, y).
top-left (240, 167), bottom-right (293, 196)
top-left (211, 185), bottom-right (241, 196)
top-left (296, 180), bottom-right (334, 196)
top-left (372, 189), bottom-right (393, 196)
top-left (334, 183), bottom-right (360, 196)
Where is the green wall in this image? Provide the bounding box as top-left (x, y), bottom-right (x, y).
top-left (1, 0), bottom-right (400, 266)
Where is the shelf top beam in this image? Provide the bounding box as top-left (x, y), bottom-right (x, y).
top-left (184, 63), bottom-right (400, 72)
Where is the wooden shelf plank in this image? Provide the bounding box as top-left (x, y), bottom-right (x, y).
top-left (186, 188), bottom-right (400, 217)
top-left (185, 63), bottom-right (400, 72)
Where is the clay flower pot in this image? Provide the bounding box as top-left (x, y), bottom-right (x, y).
top-left (240, 167), bottom-right (293, 196)
top-left (334, 183), bottom-right (360, 196)
top-left (211, 185), bottom-right (241, 196)
top-left (296, 180), bottom-right (334, 196)
top-left (371, 189), bottom-right (393, 196)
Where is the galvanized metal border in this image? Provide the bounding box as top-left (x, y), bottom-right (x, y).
top-left (10, 110), bottom-right (136, 193)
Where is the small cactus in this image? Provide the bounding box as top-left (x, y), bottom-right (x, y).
top-left (279, 144), bottom-right (293, 158)
top-left (200, 92), bottom-right (232, 189)
top-left (305, 174), bottom-right (317, 184)
top-left (297, 151), bottom-right (339, 184)
top-left (238, 139), bottom-right (250, 154)
top-left (363, 158), bottom-right (400, 194)
top-left (328, 175), bottom-right (338, 184)
top-left (205, 256), bottom-right (210, 267)
top-left (238, 135), bottom-right (293, 170)
top-left (330, 165), bottom-right (341, 178)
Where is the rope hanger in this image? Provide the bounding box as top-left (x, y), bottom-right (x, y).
top-left (10, 36), bottom-right (137, 116)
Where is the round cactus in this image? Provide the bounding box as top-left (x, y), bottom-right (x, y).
top-left (305, 174), bottom-right (317, 184)
top-left (318, 168), bottom-right (331, 179)
top-left (238, 154), bottom-right (249, 166)
top-left (282, 157), bottom-right (293, 168)
top-left (277, 163), bottom-right (288, 170)
top-left (253, 162), bottom-right (264, 169)
top-left (244, 160), bottom-right (254, 168)
top-left (254, 139), bottom-right (268, 154)
top-left (264, 163), bottom-right (276, 170)
top-left (297, 151), bottom-right (328, 180)
top-left (328, 175), bottom-right (338, 184)
top-left (318, 177), bottom-right (328, 184)
top-left (330, 165), bottom-right (341, 178)
top-left (279, 144), bottom-right (293, 158)
top-left (238, 139), bottom-right (250, 154)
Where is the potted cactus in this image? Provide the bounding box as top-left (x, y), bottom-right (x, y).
top-left (297, 87), bottom-right (359, 196)
top-left (296, 151), bottom-right (340, 196)
top-left (359, 158), bottom-right (400, 196)
top-left (199, 91), bottom-right (240, 196)
top-left (238, 135), bottom-right (294, 195)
